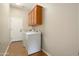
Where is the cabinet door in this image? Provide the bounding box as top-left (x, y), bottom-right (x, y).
top-left (31, 8), bottom-right (36, 26)
top-left (28, 13), bottom-right (31, 25)
top-left (30, 11), bottom-right (33, 25)
top-left (31, 11), bottom-right (34, 26)
top-left (28, 11), bottom-right (34, 26)
top-left (33, 7), bottom-right (36, 26)
top-left (36, 5), bottom-right (42, 25)
top-left (33, 5), bottom-right (42, 26)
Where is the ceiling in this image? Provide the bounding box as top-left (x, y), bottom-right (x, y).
top-left (10, 3), bottom-right (35, 11)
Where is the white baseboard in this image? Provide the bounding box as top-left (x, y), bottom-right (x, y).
top-left (42, 49), bottom-right (52, 56)
top-left (3, 41), bottom-right (12, 56)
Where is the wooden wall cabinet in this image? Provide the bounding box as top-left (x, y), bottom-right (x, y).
top-left (28, 5), bottom-right (43, 26)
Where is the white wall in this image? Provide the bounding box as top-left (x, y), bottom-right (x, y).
top-left (77, 4), bottom-right (79, 55)
top-left (0, 4), bottom-right (10, 55)
top-left (40, 3), bottom-right (78, 56)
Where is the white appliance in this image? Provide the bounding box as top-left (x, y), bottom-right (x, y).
top-left (24, 31), bottom-right (41, 55)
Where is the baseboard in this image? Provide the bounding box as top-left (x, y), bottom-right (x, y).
top-left (3, 41), bottom-right (12, 56)
top-left (42, 49), bottom-right (52, 56)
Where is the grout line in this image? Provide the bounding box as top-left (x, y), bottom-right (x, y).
top-left (3, 41), bottom-right (12, 56)
top-left (42, 49), bottom-right (51, 56)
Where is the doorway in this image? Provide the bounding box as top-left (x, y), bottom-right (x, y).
top-left (10, 17), bottom-right (23, 41)
top-left (10, 7), bottom-right (24, 41)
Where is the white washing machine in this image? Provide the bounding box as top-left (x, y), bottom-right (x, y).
top-left (24, 31), bottom-right (41, 55)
